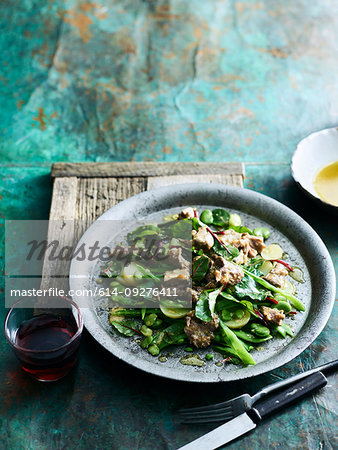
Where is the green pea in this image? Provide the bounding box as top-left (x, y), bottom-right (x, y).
top-left (233, 309), bottom-right (245, 320)
top-left (205, 353), bottom-right (214, 361)
top-left (177, 337), bottom-right (186, 345)
top-left (151, 318), bottom-right (163, 329)
top-left (185, 346), bottom-right (193, 352)
top-left (253, 227), bottom-right (271, 239)
top-left (148, 344), bottom-right (160, 356)
top-left (200, 209), bottom-right (213, 225)
top-left (250, 323), bottom-right (271, 337)
top-left (275, 301), bottom-right (291, 313)
top-left (144, 313), bottom-right (157, 327)
top-left (141, 325), bottom-right (153, 337)
top-left (140, 335), bottom-right (153, 349)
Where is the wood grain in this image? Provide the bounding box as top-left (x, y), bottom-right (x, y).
top-left (147, 174), bottom-right (243, 190)
top-left (51, 162), bottom-right (244, 178)
top-left (40, 177), bottom-right (78, 292)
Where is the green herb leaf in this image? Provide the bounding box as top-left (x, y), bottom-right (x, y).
top-left (171, 219), bottom-right (192, 238)
top-left (228, 225), bottom-right (253, 234)
top-left (111, 320), bottom-right (140, 336)
top-left (213, 240), bottom-right (239, 260)
top-left (127, 225), bottom-right (160, 243)
top-left (191, 217), bottom-right (202, 231)
top-left (212, 209), bottom-right (230, 227)
top-left (192, 255), bottom-right (210, 282)
top-left (208, 286), bottom-right (223, 315)
top-left (241, 267), bottom-right (305, 311)
top-left (217, 293), bottom-right (260, 318)
top-left (195, 291), bottom-right (212, 321)
top-left (233, 275), bottom-right (267, 301)
top-left (153, 321), bottom-right (187, 349)
top-left (195, 286), bottom-right (223, 320)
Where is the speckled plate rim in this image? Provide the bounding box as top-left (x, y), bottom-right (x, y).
top-left (70, 183), bottom-right (336, 383)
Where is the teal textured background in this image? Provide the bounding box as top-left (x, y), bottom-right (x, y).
top-left (0, 1), bottom-right (337, 449)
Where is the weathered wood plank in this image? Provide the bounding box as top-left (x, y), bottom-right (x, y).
top-left (51, 162), bottom-right (244, 178)
top-left (147, 174), bottom-right (243, 190)
top-left (74, 177), bottom-right (147, 239)
top-left (40, 177), bottom-right (78, 291)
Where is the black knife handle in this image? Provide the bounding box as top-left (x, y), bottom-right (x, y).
top-left (248, 371), bottom-right (327, 423)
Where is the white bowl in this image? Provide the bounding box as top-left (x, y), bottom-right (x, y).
top-left (292, 127), bottom-right (338, 211)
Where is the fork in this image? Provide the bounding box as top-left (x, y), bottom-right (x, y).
top-left (179, 359), bottom-right (338, 424)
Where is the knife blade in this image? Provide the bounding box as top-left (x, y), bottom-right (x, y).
top-left (178, 371), bottom-right (327, 450)
top-left (178, 412), bottom-right (256, 450)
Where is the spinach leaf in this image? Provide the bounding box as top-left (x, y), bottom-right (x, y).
top-left (212, 209), bottom-right (230, 227)
top-left (153, 321), bottom-right (187, 349)
top-left (192, 255), bottom-right (210, 282)
top-left (195, 286), bottom-right (223, 321)
top-left (127, 225), bottom-right (160, 243)
top-left (213, 240), bottom-right (239, 260)
top-left (243, 257), bottom-right (264, 275)
top-left (238, 300), bottom-right (260, 317)
top-left (102, 259), bottom-right (124, 278)
top-left (233, 274), bottom-right (267, 301)
top-left (191, 217), bottom-right (202, 231)
top-left (208, 286), bottom-right (223, 315)
top-left (171, 219), bottom-right (192, 238)
top-left (111, 320), bottom-right (140, 336)
top-left (217, 292), bottom-right (259, 317)
top-left (195, 291), bottom-right (212, 321)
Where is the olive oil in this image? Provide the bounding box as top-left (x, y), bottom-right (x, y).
top-left (314, 161), bottom-right (338, 206)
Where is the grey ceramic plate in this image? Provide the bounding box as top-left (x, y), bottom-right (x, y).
top-left (70, 184), bottom-right (335, 383)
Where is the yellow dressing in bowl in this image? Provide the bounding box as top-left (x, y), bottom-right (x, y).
top-left (313, 161), bottom-right (338, 206)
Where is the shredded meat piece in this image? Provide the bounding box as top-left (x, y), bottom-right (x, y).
top-left (247, 235), bottom-right (265, 254)
top-left (178, 207), bottom-right (196, 220)
top-left (184, 312), bottom-right (219, 348)
top-left (232, 250), bottom-right (246, 265)
top-left (207, 255), bottom-right (244, 286)
top-left (192, 227), bottom-right (214, 251)
top-left (219, 229), bottom-right (265, 264)
top-left (263, 263), bottom-right (288, 288)
top-left (260, 306), bottom-right (285, 326)
top-left (189, 287), bottom-right (203, 303)
top-left (168, 246), bottom-right (190, 269)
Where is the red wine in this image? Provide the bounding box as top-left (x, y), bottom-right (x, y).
top-left (14, 314), bottom-right (81, 381)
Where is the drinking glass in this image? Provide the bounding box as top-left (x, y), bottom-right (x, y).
top-left (4, 296), bottom-right (83, 382)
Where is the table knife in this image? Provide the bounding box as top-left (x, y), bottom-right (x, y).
top-left (178, 371), bottom-right (327, 450)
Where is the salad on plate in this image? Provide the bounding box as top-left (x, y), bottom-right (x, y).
top-left (99, 207), bottom-right (305, 367)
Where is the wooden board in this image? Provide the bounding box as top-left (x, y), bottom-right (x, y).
top-left (41, 162), bottom-right (244, 290)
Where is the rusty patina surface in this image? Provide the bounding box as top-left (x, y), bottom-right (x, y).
top-left (0, 0), bottom-right (337, 448)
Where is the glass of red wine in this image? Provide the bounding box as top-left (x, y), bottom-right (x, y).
top-left (4, 296), bottom-right (83, 382)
